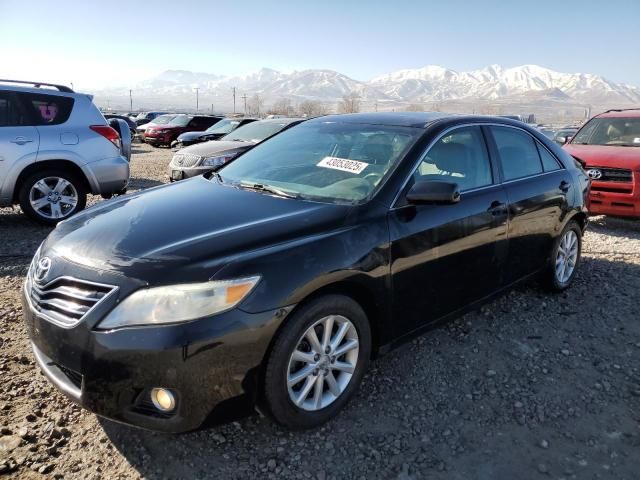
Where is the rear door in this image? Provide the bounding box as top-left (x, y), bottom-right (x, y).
top-left (0, 90), bottom-right (39, 196)
top-left (487, 125), bottom-right (572, 283)
top-left (389, 125), bottom-right (509, 336)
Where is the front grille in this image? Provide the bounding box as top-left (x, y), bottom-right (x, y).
top-left (29, 277), bottom-right (117, 328)
top-left (171, 153), bottom-right (202, 168)
top-left (591, 167), bottom-right (633, 183)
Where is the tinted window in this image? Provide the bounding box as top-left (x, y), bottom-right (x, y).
top-left (0, 92), bottom-right (26, 126)
top-left (537, 142), bottom-right (562, 172)
top-left (491, 127), bottom-right (543, 180)
top-left (16, 92), bottom-right (74, 126)
top-left (414, 126), bottom-right (493, 191)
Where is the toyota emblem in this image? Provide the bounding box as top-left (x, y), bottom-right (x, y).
top-left (586, 168), bottom-right (602, 180)
top-left (34, 257), bottom-right (52, 283)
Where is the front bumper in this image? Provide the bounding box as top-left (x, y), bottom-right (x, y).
top-left (23, 287), bottom-right (288, 433)
top-left (169, 165), bottom-right (214, 182)
top-left (589, 179), bottom-right (640, 218)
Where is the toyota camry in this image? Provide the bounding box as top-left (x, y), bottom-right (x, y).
top-left (23, 113), bottom-right (589, 432)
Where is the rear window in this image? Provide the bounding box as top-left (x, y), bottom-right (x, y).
top-left (16, 92), bottom-right (74, 126)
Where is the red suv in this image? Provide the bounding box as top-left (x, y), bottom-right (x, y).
top-left (144, 115), bottom-right (221, 147)
top-left (564, 109), bottom-right (640, 218)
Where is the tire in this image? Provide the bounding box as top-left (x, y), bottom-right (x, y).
top-left (18, 169), bottom-right (87, 226)
top-left (544, 219), bottom-right (582, 292)
top-left (263, 294), bottom-right (371, 430)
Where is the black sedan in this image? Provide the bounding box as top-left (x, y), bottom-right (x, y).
top-left (169, 118), bottom-right (304, 181)
top-left (23, 113), bottom-right (589, 433)
top-left (171, 117), bottom-right (258, 149)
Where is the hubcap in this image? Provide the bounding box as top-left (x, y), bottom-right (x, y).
top-left (287, 315), bottom-right (359, 411)
top-left (29, 177), bottom-right (78, 220)
top-left (555, 230), bottom-right (578, 284)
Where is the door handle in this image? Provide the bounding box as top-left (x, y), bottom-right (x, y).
top-left (10, 137), bottom-right (33, 145)
top-left (559, 181), bottom-right (571, 192)
top-left (487, 200), bottom-right (507, 215)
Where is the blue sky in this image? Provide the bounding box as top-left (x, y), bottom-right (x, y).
top-left (1, 0), bottom-right (639, 89)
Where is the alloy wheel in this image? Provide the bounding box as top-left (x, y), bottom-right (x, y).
top-left (555, 230), bottom-right (578, 284)
top-left (29, 177), bottom-right (78, 220)
top-left (287, 315), bottom-right (359, 411)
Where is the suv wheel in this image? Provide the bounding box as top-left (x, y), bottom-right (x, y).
top-left (19, 169), bottom-right (87, 225)
top-left (263, 295), bottom-right (371, 429)
top-left (545, 220), bottom-right (582, 292)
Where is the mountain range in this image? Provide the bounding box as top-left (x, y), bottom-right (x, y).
top-left (96, 64), bottom-right (640, 112)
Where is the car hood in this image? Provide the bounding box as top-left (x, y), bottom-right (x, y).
top-left (179, 140), bottom-right (255, 157)
top-left (43, 177), bottom-right (350, 283)
top-left (564, 144), bottom-right (640, 170)
top-left (177, 131), bottom-right (207, 141)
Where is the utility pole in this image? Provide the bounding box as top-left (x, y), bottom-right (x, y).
top-left (194, 88), bottom-right (199, 113)
top-left (211, 103), bottom-right (214, 114)
top-left (232, 87), bottom-right (236, 114)
top-left (129, 89), bottom-right (133, 112)
top-left (241, 94), bottom-right (248, 114)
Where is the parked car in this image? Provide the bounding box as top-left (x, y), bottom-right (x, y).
top-left (553, 127), bottom-right (578, 145)
top-left (144, 114), bottom-right (221, 147)
top-left (169, 118), bottom-right (304, 181)
top-left (564, 109), bottom-right (640, 218)
top-left (104, 114), bottom-right (136, 137)
top-left (538, 126), bottom-right (556, 139)
top-left (134, 111), bottom-right (169, 126)
top-left (135, 113), bottom-right (178, 140)
top-left (0, 79), bottom-right (130, 225)
top-left (171, 117), bottom-right (257, 149)
top-left (23, 113), bottom-right (588, 433)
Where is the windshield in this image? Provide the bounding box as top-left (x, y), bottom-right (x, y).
top-left (206, 118), bottom-right (241, 134)
top-left (572, 117), bottom-right (640, 147)
top-left (168, 115), bottom-right (192, 127)
top-left (222, 121), bottom-right (291, 143)
top-left (219, 121), bottom-right (422, 203)
top-left (151, 114), bottom-right (176, 125)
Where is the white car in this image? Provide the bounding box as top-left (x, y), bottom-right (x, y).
top-left (0, 79), bottom-right (131, 224)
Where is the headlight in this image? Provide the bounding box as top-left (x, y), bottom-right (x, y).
top-left (201, 153), bottom-right (238, 167)
top-left (97, 276), bottom-right (260, 329)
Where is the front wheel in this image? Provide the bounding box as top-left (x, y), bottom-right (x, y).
top-left (544, 220), bottom-right (582, 292)
top-left (263, 295), bottom-right (371, 429)
top-left (18, 169), bottom-right (87, 225)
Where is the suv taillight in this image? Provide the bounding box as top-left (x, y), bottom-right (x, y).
top-left (90, 125), bottom-right (121, 150)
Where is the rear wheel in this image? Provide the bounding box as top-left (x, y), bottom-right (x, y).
top-left (18, 169), bottom-right (87, 225)
top-left (263, 295), bottom-right (371, 429)
top-left (544, 220), bottom-right (582, 292)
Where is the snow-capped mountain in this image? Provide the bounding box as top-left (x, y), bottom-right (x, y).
top-left (95, 64), bottom-right (640, 111)
top-left (370, 64), bottom-right (640, 103)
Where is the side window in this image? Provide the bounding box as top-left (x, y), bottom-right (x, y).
top-left (413, 126), bottom-right (493, 191)
top-left (16, 92), bottom-right (74, 126)
top-left (491, 127), bottom-right (543, 181)
top-left (536, 142), bottom-right (562, 172)
top-left (0, 92), bottom-right (26, 126)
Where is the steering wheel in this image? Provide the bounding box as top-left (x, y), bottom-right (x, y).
top-left (363, 172), bottom-right (383, 184)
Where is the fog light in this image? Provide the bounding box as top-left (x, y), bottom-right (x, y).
top-left (150, 388), bottom-right (176, 412)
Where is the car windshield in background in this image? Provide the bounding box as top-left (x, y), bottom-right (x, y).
top-left (219, 121), bottom-right (421, 203)
top-left (151, 114), bottom-right (176, 125)
top-left (222, 121), bottom-right (290, 143)
top-left (572, 117), bottom-right (640, 147)
top-left (206, 119), bottom-right (240, 134)
top-left (168, 115), bottom-right (192, 127)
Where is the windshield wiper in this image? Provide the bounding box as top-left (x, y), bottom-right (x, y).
top-left (238, 182), bottom-right (299, 199)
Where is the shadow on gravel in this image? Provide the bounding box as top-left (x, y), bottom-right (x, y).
top-left (128, 177), bottom-right (165, 189)
top-left (99, 255), bottom-right (640, 480)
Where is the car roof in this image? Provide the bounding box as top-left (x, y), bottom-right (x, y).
top-left (596, 109), bottom-right (640, 119)
top-left (253, 117), bottom-right (304, 124)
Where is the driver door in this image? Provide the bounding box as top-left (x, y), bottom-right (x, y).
top-left (388, 125), bottom-right (509, 337)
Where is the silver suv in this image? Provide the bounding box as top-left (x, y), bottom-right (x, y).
top-left (0, 80), bottom-right (131, 225)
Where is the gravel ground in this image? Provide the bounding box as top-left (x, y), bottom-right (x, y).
top-left (1, 143), bottom-right (639, 479)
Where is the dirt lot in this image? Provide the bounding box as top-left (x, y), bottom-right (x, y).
top-left (1, 143), bottom-right (639, 479)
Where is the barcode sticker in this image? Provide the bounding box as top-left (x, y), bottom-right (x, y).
top-left (317, 157), bottom-right (368, 174)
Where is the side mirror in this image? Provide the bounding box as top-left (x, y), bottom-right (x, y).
top-left (555, 136), bottom-right (566, 145)
top-left (565, 136), bottom-right (573, 144)
top-left (406, 181), bottom-right (461, 205)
